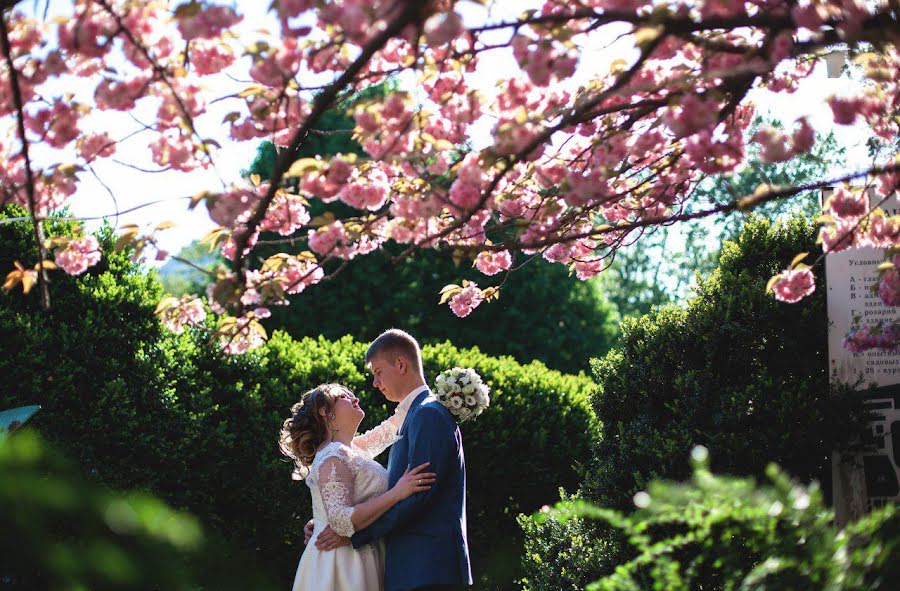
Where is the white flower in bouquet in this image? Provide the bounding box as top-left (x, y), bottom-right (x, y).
top-left (433, 367), bottom-right (491, 423)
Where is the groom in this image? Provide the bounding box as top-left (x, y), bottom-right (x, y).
top-left (312, 329), bottom-right (472, 591)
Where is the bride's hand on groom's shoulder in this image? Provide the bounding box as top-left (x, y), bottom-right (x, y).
top-left (314, 525), bottom-right (351, 551)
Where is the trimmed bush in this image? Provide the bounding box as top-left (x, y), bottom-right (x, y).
top-left (519, 215), bottom-right (867, 591)
top-left (0, 206), bottom-right (597, 590)
top-left (517, 491), bottom-right (621, 591)
top-left (585, 214), bottom-right (864, 509)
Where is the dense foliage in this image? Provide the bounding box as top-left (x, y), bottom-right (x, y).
top-left (543, 448), bottom-right (899, 591)
top-left (1, 206), bottom-right (597, 590)
top-left (519, 215), bottom-right (869, 591)
top-left (585, 215), bottom-right (864, 509)
top-left (0, 431), bottom-right (278, 591)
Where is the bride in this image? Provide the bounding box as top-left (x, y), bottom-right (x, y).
top-left (279, 383), bottom-right (434, 591)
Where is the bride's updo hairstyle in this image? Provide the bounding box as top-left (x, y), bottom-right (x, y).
top-left (279, 383), bottom-right (350, 480)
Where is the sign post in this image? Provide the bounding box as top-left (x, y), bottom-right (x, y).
top-left (825, 189), bottom-right (900, 524)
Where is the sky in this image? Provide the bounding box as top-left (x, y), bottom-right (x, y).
top-left (13, 0), bottom-right (877, 267)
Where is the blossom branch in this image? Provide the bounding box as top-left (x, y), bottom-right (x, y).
top-left (1, 10), bottom-right (49, 309)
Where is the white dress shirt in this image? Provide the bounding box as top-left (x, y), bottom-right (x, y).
top-left (394, 384), bottom-right (429, 432)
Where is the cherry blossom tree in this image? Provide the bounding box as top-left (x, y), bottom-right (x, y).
top-left (0, 0), bottom-right (897, 353)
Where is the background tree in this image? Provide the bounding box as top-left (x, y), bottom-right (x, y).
top-left (211, 89), bottom-right (620, 374)
top-left (519, 214), bottom-right (869, 591)
top-left (2, 2), bottom-right (896, 353)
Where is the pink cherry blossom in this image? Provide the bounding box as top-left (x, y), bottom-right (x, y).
top-left (664, 94), bottom-right (720, 138)
top-left (424, 11), bottom-right (464, 46)
top-left (880, 264), bottom-right (900, 306)
top-left (221, 228), bottom-right (259, 261)
top-left (753, 118), bottom-right (815, 163)
top-left (25, 100), bottom-right (82, 148)
top-left (449, 284), bottom-right (484, 318)
top-left (475, 250), bottom-right (512, 276)
top-left (875, 169), bottom-right (900, 198)
top-left (274, 0), bottom-right (315, 22)
top-left (220, 310), bottom-right (269, 355)
top-left (208, 188), bottom-right (259, 227)
top-left (191, 40), bottom-right (236, 76)
top-left (260, 193), bottom-right (311, 235)
top-left (338, 167), bottom-right (390, 211)
top-left (307, 221), bottom-right (367, 260)
top-left (150, 133), bottom-right (206, 172)
top-left (160, 296), bottom-right (208, 334)
top-left (56, 236), bottom-right (102, 276)
top-left (864, 213), bottom-right (900, 248)
top-left (176, 3), bottom-right (241, 41)
top-left (819, 221), bottom-right (859, 253)
top-left (57, 9), bottom-right (116, 58)
top-left (77, 133), bottom-right (116, 162)
top-left (280, 256), bottom-right (324, 295)
top-left (95, 77), bottom-right (150, 111)
top-left (826, 186), bottom-right (867, 221)
top-left (771, 268), bottom-right (816, 303)
top-left (0, 0), bottom-right (895, 355)
top-left (791, 118), bottom-right (816, 153)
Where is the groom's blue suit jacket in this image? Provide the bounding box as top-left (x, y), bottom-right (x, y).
top-left (352, 389), bottom-right (472, 591)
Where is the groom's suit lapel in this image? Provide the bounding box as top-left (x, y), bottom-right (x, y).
top-left (388, 389), bottom-right (431, 481)
top-left (398, 389), bottom-right (430, 436)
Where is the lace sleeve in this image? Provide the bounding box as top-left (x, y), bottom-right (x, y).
top-left (352, 417), bottom-right (400, 460)
top-left (317, 451), bottom-right (356, 537)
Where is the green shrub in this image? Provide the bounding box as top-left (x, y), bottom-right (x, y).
top-left (585, 214), bottom-right (864, 509)
top-left (152, 333), bottom-right (598, 589)
top-left (0, 206), bottom-right (597, 590)
top-left (519, 215), bottom-right (868, 591)
top-left (541, 448), bottom-right (899, 591)
top-left (517, 491), bottom-right (622, 591)
top-left (0, 430), bottom-right (278, 591)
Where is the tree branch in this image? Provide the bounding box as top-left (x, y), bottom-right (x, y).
top-left (1, 11), bottom-right (50, 309)
top-left (229, 2), bottom-right (426, 293)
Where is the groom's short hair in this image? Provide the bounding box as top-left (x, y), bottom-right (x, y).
top-left (366, 329), bottom-right (423, 375)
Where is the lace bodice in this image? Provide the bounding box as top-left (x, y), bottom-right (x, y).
top-left (306, 418), bottom-right (399, 537)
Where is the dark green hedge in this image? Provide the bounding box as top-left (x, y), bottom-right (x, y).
top-left (584, 215), bottom-right (863, 510)
top-left (0, 206), bottom-right (597, 590)
top-left (519, 215), bottom-right (867, 590)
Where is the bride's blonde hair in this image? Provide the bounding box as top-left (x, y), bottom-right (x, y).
top-left (278, 384), bottom-right (350, 480)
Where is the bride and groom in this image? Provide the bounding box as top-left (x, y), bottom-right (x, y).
top-left (279, 329), bottom-right (473, 591)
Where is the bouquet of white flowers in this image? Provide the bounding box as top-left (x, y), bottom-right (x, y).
top-left (433, 367), bottom-right (490, 423)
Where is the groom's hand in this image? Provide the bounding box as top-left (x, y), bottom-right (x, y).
top-left (314, 525), bottom-right (351, 551)
top-left (303, 519), bottom-right (315, 545)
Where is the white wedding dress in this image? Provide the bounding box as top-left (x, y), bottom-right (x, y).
top-left (291, 418), bottom-right (400, 591)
